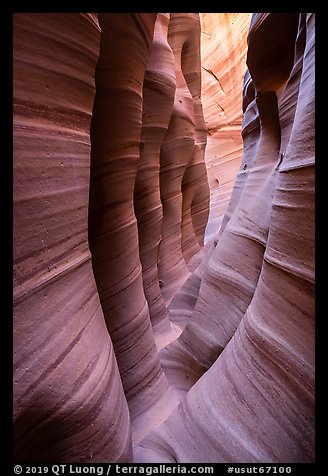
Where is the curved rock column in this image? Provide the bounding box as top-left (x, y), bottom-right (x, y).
top-left (181, 115), bottom-right (210, 270)
top-left (219, 69), bottom-right (259, 235)
top-left (179, 14), bottom-right (210, 265)
top-left (13, 13), bottom-right (132, 463)
top-left (200, 13), bottom-right (252, 240)
top-left (160, 86), bottom-right (282, 391)
top-left (158, 13), bottom-right (198, 304)
top-left (88, 13), bottom-right (172, 421)
top-left (135, 12), bottom-right (314, 463)
top-left (220, 12), bottom-right (306, 237)
top-left (134, 13), bottom-right (176, 338)
top-left (159, 12), bottom-right (301, 388)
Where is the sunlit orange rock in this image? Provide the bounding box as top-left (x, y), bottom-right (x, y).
top-left (200, 13), bottom-right (252, 240)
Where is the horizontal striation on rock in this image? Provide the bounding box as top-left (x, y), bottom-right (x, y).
top-left (158, 13), bottom-right (209, 304)
top-left (13, 11), bottom-right (314, 464)
top-left (88, 13), bottom-right (172, 424)
top-left (200, 13), bottom-right (252, 241)
top-left (13, 13), bottom-right (132, 463)
top-left (134, 13), bottom-right (176, 342)
top-left (179, 15), bottom-right (210, 261)
top-left (135, 12), bottom-right (315, 463)
top-left (159, 87), bottom-right (282, 392)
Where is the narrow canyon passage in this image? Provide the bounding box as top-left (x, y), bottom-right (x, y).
top-left (13, 13), bottom-right (314, 463)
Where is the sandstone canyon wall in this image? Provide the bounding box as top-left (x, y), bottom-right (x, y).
top-left (136, 12), bottom-right (315, 463)
top-left (200, 13), bottom-right (252, 240)
top-left (13, 13), bottom-right (314, 464)
top-left (13, 13), bottom-right (132, 462)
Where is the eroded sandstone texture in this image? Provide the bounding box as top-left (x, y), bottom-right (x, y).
top-left (14, 13), bottom-right (314, 464)
top-left (200, 13), bottom-right (252, 240)
top-left (136, 13), bottom-right (315, 463)
top-left (13, 14), bottom-right (132, 462)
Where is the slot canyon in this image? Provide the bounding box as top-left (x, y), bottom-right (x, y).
top-left (13, 13), bottom-right (315, 463)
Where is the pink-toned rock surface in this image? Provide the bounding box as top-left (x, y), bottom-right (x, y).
top-left (88, 13), bottom-right (172, 425)
top-left (135, 13), bottom-right (314, 463)
top-left (200, 13), bottom-right (252, 240)
top-left (13, 12), bottom-right (314, 464)
top-left (134, 14), bottom-right (176, 338)
top-left (158, 13), bottom-right (209, 304)
top-left (13, 13), bottom-right (132, 462)
top-left (13, 12), bottom-right (209, 461)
